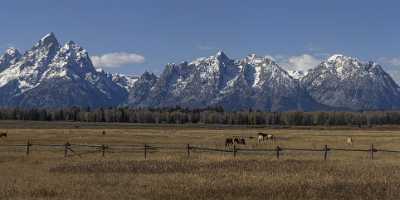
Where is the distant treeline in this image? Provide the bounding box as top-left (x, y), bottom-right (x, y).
top-left (1, 107), bottom-right (400, 126)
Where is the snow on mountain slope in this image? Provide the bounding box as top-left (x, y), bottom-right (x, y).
top-left (142, 51), bottom-right (241, 108)
top-left (111, 73), bottom-right (139, 91)
top-left (129, 51), bottom-right (327, 111)
top-left (128, 52), bottom-right (400, 111)
top-left (0, 33), bottom-right (127, 108)
top-left (1, 34), bottom-right (399, 111)
top-left (127, 71), bottom-right (158, 107)
top-left (288, 70), bottom-right (307, 80)
top-left (301, 54), bottom-right (400, 110)
top-left (0, 33), bottom-right (60, 92)
top-left (0, 48), bottom-right (21, 73)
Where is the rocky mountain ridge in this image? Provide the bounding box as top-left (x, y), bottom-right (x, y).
top-left (1, 33), bottom-right (399, 111)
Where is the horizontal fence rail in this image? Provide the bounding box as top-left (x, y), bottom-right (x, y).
top-left (0, 142), bottom-right (398, 160)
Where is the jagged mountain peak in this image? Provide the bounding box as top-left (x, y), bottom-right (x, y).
top-left (325, 54), bottom-right (360, 64)
top-left (313, 54), bottom-right (371, 81)
top-left (327, 54), bottom-right (346, 62)
top-left (314, 54), bottom-right (395, 83)
top-left (50, 40), bottom-right (95, 77)
top-left (35, 32), bottom-right (59, 49)
top-left (302, 54), bottom-right (400, 110)
top-left (58, 40), bottom-right (90, 61)
top-left (64, 40), bottom-right (76, 47)
top-left (5, 47), bottom-right (21, 57)
top-left (22, 33), bottom-right (61, 69)
top-left (111, 73), bottom-right (140, 91)
top-left (40, 32), bottom-right (57, 42)
top-left (60, 41), bottom-right (82, 52)
top-left (142, 71), bottom-right (157, 79)
top-left (0, 33), bottom-right (128, 108)
top-left (1, 47), bottom-right (21, 61)
top-left (0, 47), bottom-right (22, 72)
top-left (187, 51), bottom-right (234, 72)
top-left (216, 50), bottom-right (225, 56)
top-left (215, 50), bottom-right (230, 61)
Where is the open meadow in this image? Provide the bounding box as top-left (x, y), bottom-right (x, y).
top-left (1, 121), bottom-right (400, 199)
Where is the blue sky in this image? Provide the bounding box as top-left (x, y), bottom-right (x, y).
top-left (1, 0), bottom-right (400, 79)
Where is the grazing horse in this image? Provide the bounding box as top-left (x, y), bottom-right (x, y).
top-left (258, 132), bottom-right (267, 137)
top-left (257, 135), bottom-right (264, 144)
top-left (258, 133), bottom-right (267, 143)
top-left (266, 134), bottom-right (275, 141)
top-left (346, 137), bottom-right (353, 145)
top-left (233, 137), bottom-right (246, 145)
top-left (0, 132), bottom-right (7, 138)
top-left (225, 138), bottom-right (234, 147)
top-left (258, 133), bottom-right (275, 144)
top-left (257, 133), bottom-right (275, 144)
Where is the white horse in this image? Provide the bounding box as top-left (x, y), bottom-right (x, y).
top-left (257, 135), bottom-right (264, 144)
top-left (257, 133), bottom-right (275, 144)
top-left (346, 137), bottom-right (353, 145)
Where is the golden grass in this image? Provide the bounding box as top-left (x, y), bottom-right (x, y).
top-left (1, 121), bottom-right (400, 199)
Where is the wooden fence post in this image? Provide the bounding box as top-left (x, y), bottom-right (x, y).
top-left (370, 144), bottom-right (374, 160)
top-left (101, 145), bottom-right (106, 157)
top-left (64, 142), bottom-right (70, 158)
top-left (233, 145), bottom-right (237, 157)
top-left (144, 144), bottom-right (147, 160)
top-left (26, 140), bottom-right (31, 156)
top-left (187, 144), bottom-right (190, 157)
top-left (276, 146), bottom-right (281, 159)
top-left (324, 145), bottom-right (329, 161)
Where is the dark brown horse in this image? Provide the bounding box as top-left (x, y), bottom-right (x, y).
top-left (234, 137), bottom-right (246, 145)
top-left (225, 138), bottom-right (234, 147)
top-left (0, 132), bottom-right (7, 138)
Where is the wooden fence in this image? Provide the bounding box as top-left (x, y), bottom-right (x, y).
top-left (2, 141), bottom-right (400, 160)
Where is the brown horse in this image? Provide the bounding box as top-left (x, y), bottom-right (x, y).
top-left (225, 138), bottom-right (234, 147)
top-left (233, 137), bottom-right (245, 145)
top-left (0, 132), bottom-right (7, 138)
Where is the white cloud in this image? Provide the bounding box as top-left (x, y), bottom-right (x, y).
top-left (91, 52), bottom-right (145, 68)
top-left (268, 54), bottom-right (321, 72)
top-left (286, 54), bottom-right (321, 71)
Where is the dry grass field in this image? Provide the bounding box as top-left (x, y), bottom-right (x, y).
top-left (1, 121), bottom-right (400, 199)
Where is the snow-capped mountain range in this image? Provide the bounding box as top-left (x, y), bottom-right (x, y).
top-left (0, 33), bottom-right (126, 107)
top-left (0, 33), bottom-right (399, 111)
